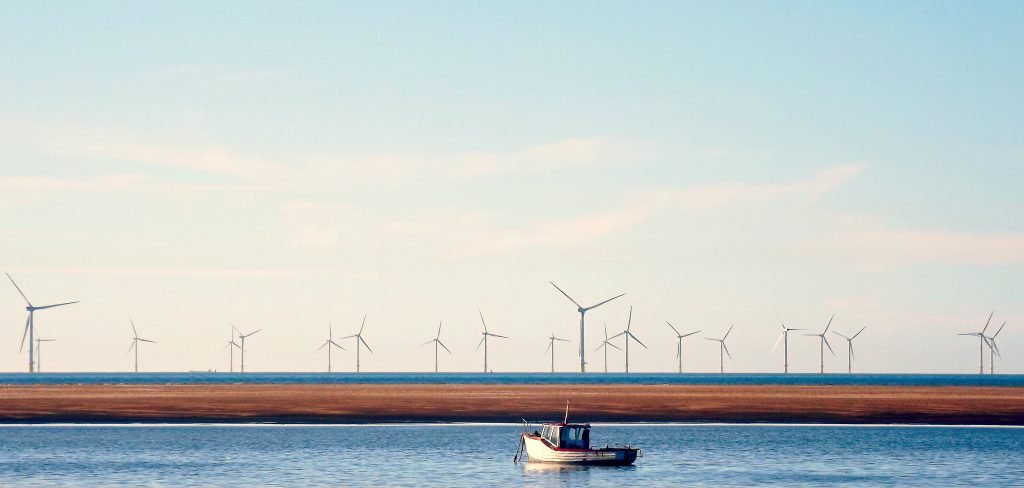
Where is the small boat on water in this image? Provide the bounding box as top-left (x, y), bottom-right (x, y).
top-left (514, 405), bottom-right (641, 466)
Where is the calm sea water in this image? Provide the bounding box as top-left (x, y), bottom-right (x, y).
top-left (1, 372), bottom-right (1023, 386)
top-left (0, 424), bottom-right (1021, 486)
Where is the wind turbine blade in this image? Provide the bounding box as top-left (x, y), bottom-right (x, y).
top-left (665, 320), bottom-right (681, 336)
top-left (628, 332), bottom-right (647, 349)
top-left (34, 301), bottom-right (79, 310)
top-left (608, 331), bottom-right (626, 340)
top-left (626, 306), bottom-right (632, 331)
top-left (138, 338), bottom-right (156, 343)
top-left (803, 333), bottom-right (819, 337)
top-left (554, 338), bottom-right (570, 342)
top-left (595, 343), bottom-right (605, 352)
top-left (475, 337), bottom-right (485, 351)
top-left (5, 272), bottom-right (32, 306)
top-left (771, 332), bottom-right (785, 353)
top-left (722, 342), bottom-right (732, 359)
top-left (607, 342), bottom-right (622, 351)
top-left (359, 336), bottom-right (373, 353)
top-left (680, 330), bottom-right (701, 338)
top-left (586, 293), bottom-right (626, 311)
top-left (704, 338), bottom-right (718, 342)
top-left (723, 324), bottom-right (734, 340)
top-left (437, 320), bottom-right (442, 338)
top-left (130, 319), bottom-right (138, 339)
top-left (317, 342), bottom-right (327, 351)
top-left (438, 340), bottom-right (452, 354)
top-left (422, 340), bottom-right (435, 346)
top-left (360, 314), bottom-right (367, 335)
top-left (545, 342), bottom-right (552, 353)
top-left (231, 323), bottom-right (241, 335)
top-left (992, 321), bottom-right (1006, 338)
top-left (127, 341), bottom-right (136, 353)
top-left (490, 333), bottom-right (509, 339)
top-left (549, 282), bottom-right (582, 308)
top-left (850, 343), bottom-right (856, 362)
top-left (479, 310), bottom-right (487, 333)
top-left (339, 334), bottom-right (357, 340)
top-left (852, 327), bottom-right (866, 339)
top-left (243, 329), bottom-right (262, 338)
top-left (832, 331), bottom-right (850, 340)
top-left (824, 314), bottom-right (834, 334)
top-left (823, 336), bottom-right (835, 355)
top-left (958, 333), bottom-right (978, 336)
top-left (20, 316), bottom-right (30, 353)
top-left (982, 311), bottom-right (993, 334)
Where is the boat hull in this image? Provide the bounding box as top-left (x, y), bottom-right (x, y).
top-left (522, 435), bottom-right (638, 465)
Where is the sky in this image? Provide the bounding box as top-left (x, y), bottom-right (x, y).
top-left (1, 1), bottom-right (1022, 374)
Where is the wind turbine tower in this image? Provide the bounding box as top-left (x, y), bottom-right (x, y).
top-left (340, 315), bottom-right (373, 373)
top-left (35, 337), bottom-right (55, 372)
top-left (128, 319), bottom-right (156, 373)
top-left (959, 312), bottom-right (993, 375)
top-left (316, 322), bottom-right (345, 372)
top-left (608, 306), bottom-right (646, 373)
top-left (772, 315), bottom-right (804, 373)
top-left (595, 323), bottom-right (621, 373)
top-left (423, 320), bottom-right (452, 373)
top-left (665, 321), bottom-right (700, 373)
top-left (804, 314), bottom-right (835, 374)
top-left (476, 311), bottom-right (508, 373)
top-left (234, 325), bottom-right (261, 373)
top-left (832, 327), bottom-right (866, 374)
top-left (6, 272), bottom-right (79, 373)
top-left (225, 327), bottom-right (240, 373)
top-left (984, 321), bottom-right (1006, 374)
top-left (546, 333), bottom-right (569, 373)
top-left (549, 282), bottom-right (625, 373)
top-left (705, 325), bottom-right (734, 373)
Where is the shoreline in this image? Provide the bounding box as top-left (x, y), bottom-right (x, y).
top-left (1, 384), bottom-right (1022, 425)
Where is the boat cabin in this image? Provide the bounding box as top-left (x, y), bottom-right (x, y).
top-left (539, 423), bottom-right (591, 450)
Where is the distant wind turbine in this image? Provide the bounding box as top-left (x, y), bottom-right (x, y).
top-left (983, 320), bottom-right (1006, 374)
top-left (339, 315), bottom-right (373, 373)
top-left (595, 323), bottom-right (621, 373)
top-left (771, 314), bottom-right (804, 374)
top-left (127, 319), bottom-right (156, 373)
top-left (234, 325), bottom-right (261, 373)
top-left (665, 321), bottom-right (700, 373)
top-left (959, 312), bottom-right (993, 375)
top-left (35, 337), bottom-right (55, 372)
top-left (224, 326), bottom-right (240, 373)
top-left (6, 272), bottom-right (78, 373)
top-left (832, 327), bottom-right (866, 374)
top-left (316, 322), bottom-right (345, 372)
top-left (549, 282), bottom-right (625, 373)
top-left (609, 306), bottom-right (646, 373)
top-left (545, 333), bottom-right (570, 373)
top-left (705, 325), bottom-right (734, 373)
top-left (423, 320), bottom-right (452, 373)
top-left (804, 314), bottom-right (835, 374)
top-left (476, 311), bottom-right (508, 373)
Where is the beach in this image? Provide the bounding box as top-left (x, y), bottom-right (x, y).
top-left (0, 384), bottom-right (1022, 424)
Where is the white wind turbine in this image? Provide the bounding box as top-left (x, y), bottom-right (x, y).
top-left (549, 282), bottom-right (625, 373)
top-left (665, 321), bottom-right (700, 373)
top-left (128, 319), bottom-right (156, 373)
top-left (224, 326), bottom-right (240, 373)
top-left (595, 323), bottom-right (621, 373)
top-left (234, 325), bottom-right (261, 373)
top-left (339, 315), bottom-right (373, 373)
top-left (608, 306), bottom-right (646, 373)
top-left (983, 320), bottom-right (1006, 375)
top-left (545, 333), bottom-right (570, 373)
top-left (6, 272), bottom-right (78, 373)
top-left (771, 315), bottom-right (804, 374)
top-left (317, 322), bottom-right (345, 373)
top-left (476, 311), bottom-right (508, 373)
top-left (705, 325), bottom-right (734, 373)
top-left (423, 320), bottom-right (452, 373)
top-left (832, 327), bottom-right (866, 374)
top-left (804, 314), bottom-right (835, 374)
top-left (959, 312), bottom-right (993, 375)
top-left (35, 337), bottom-right (55, 372)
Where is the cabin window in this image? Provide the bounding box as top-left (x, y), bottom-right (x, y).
top-left (543, 426), bottom-right (559, 446)
top-left (560, 426), bottom-right (589, 448)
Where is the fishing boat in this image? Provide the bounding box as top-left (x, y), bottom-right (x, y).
top-left (513, 405), bottom-right (641, 466)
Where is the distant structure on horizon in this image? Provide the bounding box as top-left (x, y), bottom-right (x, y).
top-left (804, 315), bottom-right (835, 374)
top-left (476, 311), bottom-right (508, 373)
top-left (339, 315), bottom-right (373, 373)
top-left (234, 325), bottom-right (261, 373)
top-left (549, 281), bottom-right (625, 374)
top-left (960, 312), bottom-right (994, 375)
top-left (424, 320), bottom-right (452, 373)
top-left (127, 319), bottom-right (156, 373)
top-left (705, 325), bottom-right (734, 374)
top-left (545, 333), bottom-right (570, 373)
top-left (665, 320), bottom-right (700, 374)
top-left (6, 272), bottom-right (79, 373)
top-left (316, 322), bottom-right (344, 373)
top-left (609, 306), bottom-right (645, 374)
top-left (832, 327), bottom-right (866, 374)
top-left (34, 337), bottom-right (55, 372)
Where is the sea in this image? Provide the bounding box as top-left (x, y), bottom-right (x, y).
top-left (1, 371), bottom-right (1023, 386)
top-left (0, 423), bottom-right (1021, 486)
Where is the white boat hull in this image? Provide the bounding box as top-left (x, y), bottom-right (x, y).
top-left (522, 435), bottom-right (639, 465)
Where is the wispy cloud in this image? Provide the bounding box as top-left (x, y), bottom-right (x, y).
top-left (8, 266), bottom-right (305, 278)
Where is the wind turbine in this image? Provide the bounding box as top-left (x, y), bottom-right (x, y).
top-left (316, 322), bottom-right (345, 372)
top-left (771, 315), bottom-right (804, 373)
top-left (35, 337), bottom-right (55, 372)
top-left (476, 311), bottom-right (508, 373)
top-left (234, 325), bottom-right (261, 373)
top-left (549, 282), bottom-right (625, 373)
top-left (423, 320), bottom-right (452, 373)
top-left (959, 312), bottom-right (993, 375)
top-left (545, 333), bottom-right (570, 373)
top-left (224, 327), bottom-right (240, 373)
top-left (665, 321), bottom-right (700, 373)
top-left (705, 325), bottom-right (734, 373)
top-left (832, 327), bottom-right (866, 374)
top-left (6, 272), bottom-right (78, 373)
top-left (983, 320), bottom-right (1006, 374)
top-left (804, 314), bottom-right (835, 374)
top-left (608, 306), bottom-right (646, 373)
top-left (339, 315), bottom-right (373, 373)
top-left (127, 319), bottom-right (156, 373)
top-left (595, 323), bottom-right (621, 373)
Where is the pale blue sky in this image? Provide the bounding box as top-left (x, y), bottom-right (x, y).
top-left (1, 2), bottom-right (1021, 373)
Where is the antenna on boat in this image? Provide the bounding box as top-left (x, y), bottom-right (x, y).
top-left (564, 401), bottom-right (570, 424)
